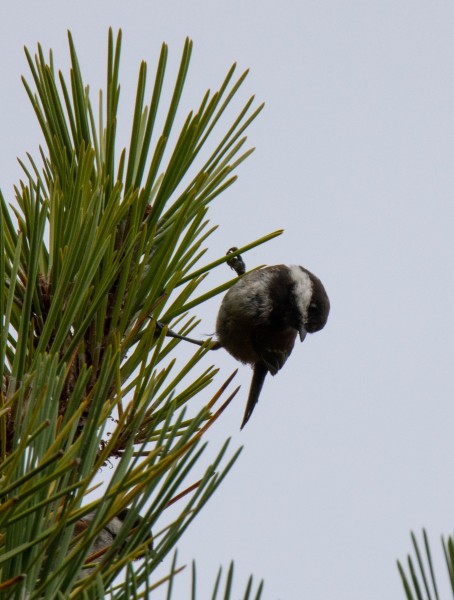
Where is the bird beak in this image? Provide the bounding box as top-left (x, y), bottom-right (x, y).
top-left (299, 326), bottom-right (307, 342)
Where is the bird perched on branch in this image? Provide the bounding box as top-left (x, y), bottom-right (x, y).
top-left (216, 264), bottom-right (330, 428)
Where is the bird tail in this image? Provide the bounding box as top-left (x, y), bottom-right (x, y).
top-left (241, 363), bottom-right (268, 429)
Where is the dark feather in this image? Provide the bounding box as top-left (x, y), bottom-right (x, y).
top-left (241, 362), bottom-right (268, 429)
top-left (260, 346), bottom-right (291, 375)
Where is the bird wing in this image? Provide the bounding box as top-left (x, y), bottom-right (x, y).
top-left (259, 346), bottom-right (291, 375)
top-left (255, 325), bottom-right (296, 376)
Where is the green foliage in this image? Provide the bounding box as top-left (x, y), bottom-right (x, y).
top-left (398, 530), bottom-right (454, 600)
top-left (0, 29), bottom-right (275, 598)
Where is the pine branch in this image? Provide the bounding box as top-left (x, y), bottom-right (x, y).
top-left (0, 28), bottom-right (276, 597)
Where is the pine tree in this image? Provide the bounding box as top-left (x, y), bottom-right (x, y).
top-left (398, 530), bottom-right (454, 600)
top-left (0, 29), bottom-right (278, 598)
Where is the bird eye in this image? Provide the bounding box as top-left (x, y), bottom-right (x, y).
top-left (309, 302), bottom-right (318, 310)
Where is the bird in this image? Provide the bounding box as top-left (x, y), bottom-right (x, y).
top-left (73, 509), bottom-right (153, 577)
top-left (215, 264), bottom-right (330, 428)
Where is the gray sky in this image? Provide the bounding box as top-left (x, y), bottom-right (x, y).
top-left (2, 1), bottom-right (454, 598)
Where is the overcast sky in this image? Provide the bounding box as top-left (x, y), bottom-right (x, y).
top-left (2, 1), bottom-right (454, 598)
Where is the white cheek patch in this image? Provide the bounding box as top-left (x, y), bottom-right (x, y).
top-left (288, 265), bottom-right (313, 323)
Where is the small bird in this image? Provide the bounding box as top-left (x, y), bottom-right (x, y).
top-left (74, 509), bottom-right (153, 576)
top-left (216, 264), bottom-right (330, 428)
